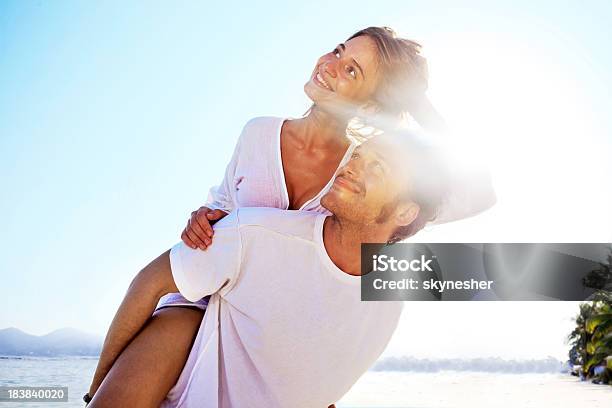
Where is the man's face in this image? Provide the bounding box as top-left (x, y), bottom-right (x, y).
top-left (321, 137), bottom-right (415, 226)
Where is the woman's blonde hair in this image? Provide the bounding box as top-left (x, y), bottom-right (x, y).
top-left (347, 26), bottom-right (429, 119)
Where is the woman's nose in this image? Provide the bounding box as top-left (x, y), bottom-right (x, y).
top-left (322, 61), bottom-right (338, 79)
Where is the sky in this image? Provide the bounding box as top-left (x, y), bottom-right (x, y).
top-left (1, 1), bottom-right (611, 360)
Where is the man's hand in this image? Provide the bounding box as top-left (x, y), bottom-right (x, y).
top-left (181, 206), bottom-right (227, 250)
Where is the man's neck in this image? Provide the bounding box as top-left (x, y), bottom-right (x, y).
top-left (322, 216), bottom-right (392, 276)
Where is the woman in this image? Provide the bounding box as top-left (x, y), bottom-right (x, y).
top-left (88, 26), bottom-right (444, 406)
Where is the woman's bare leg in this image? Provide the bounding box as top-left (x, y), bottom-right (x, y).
top-left (89, 307), bottom-right (204, 408)
top-left (88, 250), bottom-right (176, 397)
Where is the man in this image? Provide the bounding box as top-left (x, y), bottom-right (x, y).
top-left (89, 133), bottom-right (449, 407)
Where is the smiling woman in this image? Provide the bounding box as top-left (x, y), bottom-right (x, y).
top-left (87, 27), bottom-right (450, 407)
top-left (304, 27), bottom-right (440, 132)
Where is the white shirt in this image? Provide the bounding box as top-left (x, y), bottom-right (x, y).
top-left (162, 208), bottom-right (403, 408)
top-left (206, 116), bottom-right (356, 214)
top-left (157, 117), bottom-right (356, 309)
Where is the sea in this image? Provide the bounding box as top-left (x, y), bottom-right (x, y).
top-left (0, 357), bottom-right (610, 407)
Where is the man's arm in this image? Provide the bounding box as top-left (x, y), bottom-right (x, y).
top-left (88, 249), bottom-right (178, 397)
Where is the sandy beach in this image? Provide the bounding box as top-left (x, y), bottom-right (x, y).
top-left (338, 371), bottom-right (611, 408)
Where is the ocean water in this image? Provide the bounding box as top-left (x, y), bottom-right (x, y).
top-left (0, 357), bottom-right (97, 407)
top-left (0, 357), bottom-right (610, 407)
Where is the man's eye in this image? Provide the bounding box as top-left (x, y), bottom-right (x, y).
top-left (333, 48), bottom-right (340, 57)
top-left (346, 66), bottom-right (356, 78)
top-left (351, 152), bottom-right (360, 159)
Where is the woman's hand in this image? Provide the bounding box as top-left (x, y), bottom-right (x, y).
top-left (181, 206), bottom-right (227, 250)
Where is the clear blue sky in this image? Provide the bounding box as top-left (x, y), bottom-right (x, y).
top-left (1, 1), bottom-right (611, 359)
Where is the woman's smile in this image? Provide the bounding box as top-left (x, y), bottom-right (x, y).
top-left (313, 70), bottom-right (333, 91)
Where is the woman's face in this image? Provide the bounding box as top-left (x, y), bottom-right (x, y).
top-left (304, 35), bottom-right (381, 109)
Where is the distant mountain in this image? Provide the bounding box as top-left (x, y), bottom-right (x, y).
top-left (0, 327), bottom-right (102, 357)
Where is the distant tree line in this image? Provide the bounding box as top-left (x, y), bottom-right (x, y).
top-left (372, 356), bottom-right (564, 373)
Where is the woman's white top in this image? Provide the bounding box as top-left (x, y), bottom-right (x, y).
top-left (206, 116), bottom-right (356, 214)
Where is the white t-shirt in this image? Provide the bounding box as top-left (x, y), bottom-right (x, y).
top-left (161, 208), bottom-right (403, 408)
top-left (157, 116), bottom-right (356, 309)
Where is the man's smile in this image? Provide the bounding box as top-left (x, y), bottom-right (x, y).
top-left (333, 175), bottom-right (362, 194)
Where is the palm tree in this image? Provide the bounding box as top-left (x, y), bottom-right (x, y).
top-left (568, 249), bottom-right (612, 384)
top-left (584, 298), bottom-right (612, 384)
top-left (568, 303), bottom-right (593, 372)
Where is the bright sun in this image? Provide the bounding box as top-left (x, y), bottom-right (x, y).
top-left (409, 32), bottom-right (612, 243)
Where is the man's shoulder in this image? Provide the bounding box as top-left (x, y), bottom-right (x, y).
top-left (233, 208), bottom-right (324, 242)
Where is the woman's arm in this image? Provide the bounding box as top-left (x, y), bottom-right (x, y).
top-left (88, 250), bottom-right (178, 397)
top-left (409, 94), bottom-right (448, 135)
top-left (407, 96), bottom-right (496, 223)
top-left (180, 126), bottom-right (244, 250)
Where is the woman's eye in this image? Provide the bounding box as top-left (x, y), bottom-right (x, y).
top-left (351, 152), bottom-right (360, 159)
top-left (346, 66), bottom-right (356, 78)
top-left (333, 48), bottom-right (340, 57)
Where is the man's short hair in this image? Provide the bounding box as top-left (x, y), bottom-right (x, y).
top-left (381, 132), bottom-right (450, 243)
